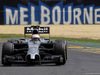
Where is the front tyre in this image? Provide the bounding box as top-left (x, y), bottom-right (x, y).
top-left (1, 42), bottom-right (14, 66)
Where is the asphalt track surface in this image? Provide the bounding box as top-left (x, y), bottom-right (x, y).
top-left (0, 42), bottom-right (100, 75)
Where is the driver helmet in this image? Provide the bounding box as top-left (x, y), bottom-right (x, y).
top-left (31, 34), bottom-right (40, 44)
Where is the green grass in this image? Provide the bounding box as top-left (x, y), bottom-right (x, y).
top-left (50, 37), bottom-right (100, 43)
top-left (0, 34), bottom-right (100, 43)
top-left (0, 34), bottom-right (30, 38)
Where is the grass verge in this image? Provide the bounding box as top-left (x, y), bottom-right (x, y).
top-left (50, 37), bottom-right (100, 43)
top-left (0, 34), bottom-right (25, 38)
top-left (0, 34), bottom-right (100, 43)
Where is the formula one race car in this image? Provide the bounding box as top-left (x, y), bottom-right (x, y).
top-left (1, 25), bottom-right (67, 66)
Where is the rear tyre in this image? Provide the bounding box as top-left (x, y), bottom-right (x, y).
top-left (1, 42), bottom-right (14, 66)
top-left (55, 39), bottom-right (67, 60)
top-left (54, 40), bottom-right (67, 65)
top-left (8, 40), bottom-right (19, 43)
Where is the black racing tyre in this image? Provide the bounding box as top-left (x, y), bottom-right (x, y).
top-left (8, 40), bottom-right (19, 43)
top-left (54, 40), bottom-right (67, 65)
top-left (1, 42), bottom-right (14, 66)
top-left (55, 39), bottom-right (67, 59)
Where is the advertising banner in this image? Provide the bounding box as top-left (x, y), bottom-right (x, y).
top-left (1, 0), bottom-right (100, 25)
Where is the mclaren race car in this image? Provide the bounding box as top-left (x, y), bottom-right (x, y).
top-left (1, 25), bottom-right (67, 66)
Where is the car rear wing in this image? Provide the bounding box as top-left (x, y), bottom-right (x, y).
top-left (24, 26), bottom-right (50, 39)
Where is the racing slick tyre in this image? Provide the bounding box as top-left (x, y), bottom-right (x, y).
top-left (55, 39), bottom-right (67, 60)
top-left (8, 40), bottom-right (19, 43)
top-left (54, 40), bottom-right (67, 65)
top-left (1, 42), bottom-right (14, 66)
